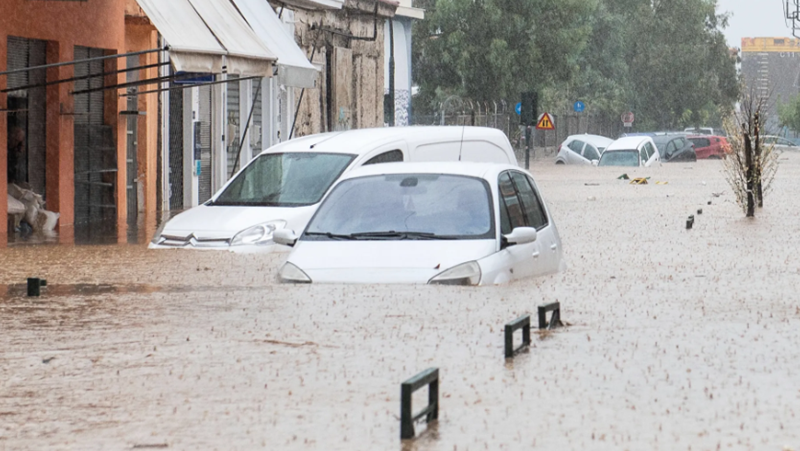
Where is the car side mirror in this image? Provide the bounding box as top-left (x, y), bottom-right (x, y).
top-left (502, 227), bottom-right (538, 247)
top-left (273, 229), bottom-right (299, 247)
top-left (591, 159), bottom-right (599, 166)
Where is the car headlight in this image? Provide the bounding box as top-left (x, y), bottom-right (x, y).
top-left (428, 261), bottom-right (481, 286)
top-left (278, 262), bottom-right (312, 284)
top-left (230, 220), bottom-right (287, 246)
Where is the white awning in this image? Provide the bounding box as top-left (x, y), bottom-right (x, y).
top-left (136, 0), bottom-right (225, 73)
top-left (135, 0), bottom-right (276, 77)
top-left (232, 0), bottom-right (319, 88)
top-left (278, 0), bottom-right (344, 11)
top-left (188, 0), bottom-right (276, 77)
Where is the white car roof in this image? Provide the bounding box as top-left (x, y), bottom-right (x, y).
top-left (340, 161), bottom-right (520, 181)
top-left (257, 126), bottom-right (511, 157)
top-left (606, 136), bottom-right (653, 151)
top-left (566, 134), bottom-right (613, 147)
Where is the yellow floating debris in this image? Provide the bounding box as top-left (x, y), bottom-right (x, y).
top-left (630, 178), bottom-right (648, 185)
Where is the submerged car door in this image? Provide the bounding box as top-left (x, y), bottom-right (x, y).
top-left (497, 172), bottom-right (544, 279)
top-left (643, 142), bottom-right (659, 166)
top-left (568, 140), bottom-right (586, 164)
top-left (582, 143), bottom-right (601, 165)
top-left (510, 171), bottom-right (559, 274)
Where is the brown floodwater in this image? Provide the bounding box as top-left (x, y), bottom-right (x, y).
top-left (2, 153), bottom-right (800, 450)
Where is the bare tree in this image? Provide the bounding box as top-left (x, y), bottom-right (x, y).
top-left (722, 91), bottom-right (780, 217)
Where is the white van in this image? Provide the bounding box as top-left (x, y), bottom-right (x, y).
top-left (150, 126), bottom-right (518, 252)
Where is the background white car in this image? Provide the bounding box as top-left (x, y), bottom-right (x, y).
top-left (555, 134), bottom-right (613, 165)
top-left (275, 162), bottom-right (563, 285)
top-left (150, 127), bottom-right (518, 252)
top-left (597, 136), bottom-right (660, 167)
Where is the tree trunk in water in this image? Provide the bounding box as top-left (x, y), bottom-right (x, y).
top-left (753, 116), bottom-right (764, 208)
top-left (744, 132), bottom-right (755, 217)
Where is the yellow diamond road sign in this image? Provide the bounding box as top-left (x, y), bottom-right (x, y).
top-left (536, 113), bottom-right (555, 130)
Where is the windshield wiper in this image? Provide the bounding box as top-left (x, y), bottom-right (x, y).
top-left (304, 231), bottom-right (358, 240)
top-left (349, 231), bottom-right (458, 240)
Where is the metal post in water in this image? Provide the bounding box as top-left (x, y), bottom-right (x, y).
top-left (27, 278), bottom-right (46, 297)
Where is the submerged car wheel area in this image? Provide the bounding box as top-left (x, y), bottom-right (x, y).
top-left (275, 162), bottom-right (563, 285)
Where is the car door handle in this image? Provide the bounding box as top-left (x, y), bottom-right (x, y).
top-left (532, 251), bottom-right (540, 258)
top-left (550, 243), bottom-right (558, 251)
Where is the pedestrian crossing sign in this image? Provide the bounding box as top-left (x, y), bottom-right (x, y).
top-left (536, 113), bottom-right (555, 130)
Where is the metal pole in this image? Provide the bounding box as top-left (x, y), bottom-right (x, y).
top-left (1, 62), bottom-right (169, 93)
top-left (229, 82), bottom-right (263, 177)
top-left (525, 125), bottom-right (532, 169)
top-left (388, 19), bottom-right (396, 127)
top-left (119, 76), bottom-right (260, 97)
top-left (0, 47), bottom-right (167, 77)
top-left (288, 42), bottom-right (319, 140)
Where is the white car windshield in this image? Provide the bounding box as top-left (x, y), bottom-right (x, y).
top-left (304, 174), bottom-right (495, 240)
top-left (598, 150), bottom-right (640, 167)
top-left (212, 153), bottom-right (355, 207)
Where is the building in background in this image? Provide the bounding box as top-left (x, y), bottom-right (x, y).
top-left (741, 37), bottom-right (800, 133)
top-left (146, 0), bottom-right (397, 213)
top-left (1, 0), bottom-right (161, 246)
top-left (384, 0), bottom-right (424, 126)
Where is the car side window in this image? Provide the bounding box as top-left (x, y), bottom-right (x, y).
top-left (364, 149), bottom-right (403, 165)
top-left (645, 143), bottom-right (655, 159)
top-left (666, 141), bottom-right (677, 156)
top-left (640, 146), bottom-right (648, 162)
top-left (510, 172), bottom-right (548, 230)
top-left (498, 172), bottom-right (525, 234)
top-left (568, 140), bottom-right (585, 153)
top-left (583, 145), bottom-right (600, 161)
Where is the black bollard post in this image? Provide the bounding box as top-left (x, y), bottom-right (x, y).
top-left (400, 368), bottom-right (439, 440)
top-left (27, 278), bottom-right (40, 297)
top-left (504, 315), bottom-right (531, 358)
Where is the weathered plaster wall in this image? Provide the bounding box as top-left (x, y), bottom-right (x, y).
top-left (289, 0), bottom-right (395, 137)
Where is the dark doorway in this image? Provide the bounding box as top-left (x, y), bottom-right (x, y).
top-left (73, 46), bottom-right (117, 244)
top-left (6, 37), bottom-right (47, 194)
top-left (125, 55), bottom-right (139, 242)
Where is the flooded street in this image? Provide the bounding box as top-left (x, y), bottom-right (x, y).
top-left (3, 154), bottom-right (800, 450)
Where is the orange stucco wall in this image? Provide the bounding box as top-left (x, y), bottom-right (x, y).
top-left (1, 0), bottom-right (158, 245)
top-left (126, 23), bottom-right (159, 233)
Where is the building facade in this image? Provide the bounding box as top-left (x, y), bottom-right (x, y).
top-left (741, 37), bottom-right (800, 133)
top-left (155, 0), bottom-right (398, 212)
top-left (1, 0), bottom-right (160, 246)
top-left (2, 0), bottom-right (399, 246)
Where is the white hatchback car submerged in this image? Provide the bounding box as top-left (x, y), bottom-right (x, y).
top-left (555, 134), bottom-right (613, 165)
top-left (150, 127), bottom-right (517, 252)
top-left (597, 136), bottom-right (661, 167)
top-left (274, 162), bottom-right (563, 285)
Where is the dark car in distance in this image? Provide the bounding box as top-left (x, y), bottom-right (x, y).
top-left (652, 134), bottom-right (696, 162)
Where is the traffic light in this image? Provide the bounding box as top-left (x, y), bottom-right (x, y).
top-left (520, 91), bottom-right (538, 126)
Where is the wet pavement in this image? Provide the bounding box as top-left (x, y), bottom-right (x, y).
top-left (2, 153), bottom-right (800, 450)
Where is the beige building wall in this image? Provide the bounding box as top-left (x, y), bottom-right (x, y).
top-left (289, 0), bottom-right (396, 137)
